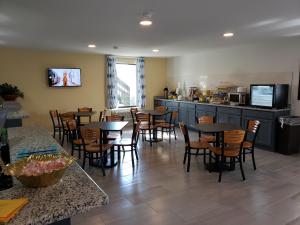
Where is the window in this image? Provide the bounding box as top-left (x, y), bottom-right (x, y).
top-left (115, 63), bottom-right (137, 107)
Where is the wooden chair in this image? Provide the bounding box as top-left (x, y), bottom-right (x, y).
top-left (208, 130), bottom-right (246, 182)
top-left (243, 120), bottom-right (261, 170)
top-left (99, 110), bottom-right (107, 122)
top-left (49, 110), bottom-right (61, 139)
top-left (196, 116), bottom-right (216, 143)
top-left (59, 112), bottom-right (75, 146)
top-left (155, 106), bottom-right (168, 124)
top-left (113, 121), bottom-right (141, 167)
top-left (158, 111), bottom-right (178, 143)
top-left (66, 119), bottom-right (96, 159)
top-left (130, 107), bottom-right (138, 124)
top-left (135, 112), bottom-right (156, 146)
top-left (106, 114), bottom-right (125, 137)
top-left (80, 127), bottom-right (113, 176)
top-left (78, 107), bottom-right (92, 125)
top-left (179, 122), bottom-right (210, 172)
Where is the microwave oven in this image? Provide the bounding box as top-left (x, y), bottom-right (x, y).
top-left (228, 92), bottom-right (247, 106)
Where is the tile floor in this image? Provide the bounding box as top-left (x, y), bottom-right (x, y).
top-left (66, 128), bottom-right (300, 225)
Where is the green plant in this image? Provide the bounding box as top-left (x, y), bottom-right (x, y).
top-left (0, 83), bottom-right (24, 98)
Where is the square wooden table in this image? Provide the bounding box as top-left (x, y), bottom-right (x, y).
top-left (192, 123), bottom-right (243, 171)
top-left (139, 110), bottom-right (169, 142)
top-left (83, 121), bottom-right (128, 168)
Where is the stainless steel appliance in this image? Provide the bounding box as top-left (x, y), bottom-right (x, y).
top-left (228, 92), bottom-right (247, 106)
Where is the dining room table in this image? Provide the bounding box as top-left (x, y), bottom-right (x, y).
top-left (83, 121), bottom-right (128, 168)
top-left (139, 109), bottom-right (169, 142)
top-left (192, 122), bottom-right (243, 171)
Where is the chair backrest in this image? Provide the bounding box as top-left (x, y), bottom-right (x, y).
top-left (49, 110), bottom-right (60, 127)
top-left (171, 111), bottom-right (178, 122)
top-left (135, 112), bottom-right (150, 123)
top-left (80, 127), bottom-right (100, 144)
top-left (132, 121), bottom-right (141, 144)
top-left (223, 130), bottom-right (246, 152)
top-left (155, 106), bottom-right (168, 112)
top-left (66, 119), bottom-right (77, 131)
top-left (130, 107), bottom-right (138, 123)
top-left (196, 115), bottom-right (214, 124)
top-left (246, 120), bottom-right (261, 145)
top-left (99, 110), bottom-right (107, 122)
top-left (106, 114), bottom-right (124, 121)
top-left (179, 122), bottom-right (190, 148)
top-left (78, 107), bottom-right (92, 112)
top-left (59, 112), bottom-right (75, 129)
top-left (66, 119), bottom-right (78, 139)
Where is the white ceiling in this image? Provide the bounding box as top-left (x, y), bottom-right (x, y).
top-left (0, 0), bottom-right (300, 57)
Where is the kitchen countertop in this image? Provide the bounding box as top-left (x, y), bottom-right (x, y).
top-left (155, 98), bottom-right (291, 112)
top-left (0, 126), bottom-right (109, 225)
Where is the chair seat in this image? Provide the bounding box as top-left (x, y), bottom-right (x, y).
top-left (73, 139), bottom-right (95, 145)
top-left (158, 122), bottom-right (175, 128)
top-left (190, 140), bottom-right (209, 149)
top-left (140, 124), bottom-right (157, 130)
top-left (243, 141), bottom-right (253, 149)
top-left (200, 135), bottom-right (216, 143)
top-left (155, 119), bottom-right (166, 124)
top-left (85, 143), bottom-right (113, 153)
top-left (113, 138), bottom-right (133, 146)
top-left (209, 146), bottom-right (240, 157)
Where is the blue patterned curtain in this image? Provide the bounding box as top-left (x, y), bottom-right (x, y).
top-left (106, 56), bottom-right (118, 109)
top-left (136, 57), bottom-right (146, 108)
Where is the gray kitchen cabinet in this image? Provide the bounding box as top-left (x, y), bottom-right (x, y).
top-left (154, 99), bottom-right (290, 150)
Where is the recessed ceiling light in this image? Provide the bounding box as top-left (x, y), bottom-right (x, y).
top-left (140, 20), bottom-right (152, 26)
top-left (139, 12), bottom-right (153, 26)
top-left (152, 49), bottom-right (159, 52)
top-left (88, 44), bottom-right (96, 48)
top-left (223, 32), bottom-right (234, 37)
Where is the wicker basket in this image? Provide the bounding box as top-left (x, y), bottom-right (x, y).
top-left (1, 153), bottom-right (75, 188)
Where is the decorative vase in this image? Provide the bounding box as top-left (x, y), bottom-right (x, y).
top-left (2, 95), bottom-right (18, 101)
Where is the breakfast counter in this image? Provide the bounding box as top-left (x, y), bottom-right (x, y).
top-left (0, 126), bottom-right (109, 225)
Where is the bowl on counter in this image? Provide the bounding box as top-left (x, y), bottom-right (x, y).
top-left (1, 153), bottom-right (75, 188)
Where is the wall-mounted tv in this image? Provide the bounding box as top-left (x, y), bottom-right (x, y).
top-left (48, 68), bottom-right (81, 87)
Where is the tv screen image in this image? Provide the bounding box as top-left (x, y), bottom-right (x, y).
top-left (48, 68), bottom-right (81, 87)
top-left (250, 85), bottom-right (274, 107)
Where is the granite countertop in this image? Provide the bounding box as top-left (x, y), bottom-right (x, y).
top-left (0, 126), bottom-right (109, 225)
top-left (155, 98), bottom-right (291, 112)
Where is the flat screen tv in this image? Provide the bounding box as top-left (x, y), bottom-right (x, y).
top-left (48, 68), bottom-right (81, 87)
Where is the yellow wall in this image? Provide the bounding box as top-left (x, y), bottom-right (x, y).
top-left (0, 47), bottom-right (167, 129)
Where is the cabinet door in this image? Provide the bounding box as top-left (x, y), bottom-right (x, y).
top-left (217, 112), bottom-right (241, 125)
top-left (187, 108), bottom-right (196, 128)
top-left (154, 100), bottom-right (165, 107)
top-left (179, 108), bottom-right (188, 125)
top-left (196, 110), bottom-right (216, 119)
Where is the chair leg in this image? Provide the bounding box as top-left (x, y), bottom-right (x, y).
top-left (239, 156), bottom-right (246, 181)
top-left (58, 128), bottom-right (61, 140)
top-left (118, 146), bottom-right (121, 161)
top-left (149, 129), bottom-right (152, 147)
top-left (100, 152), bottom-right (106, 176)
top-left (131, 146), bottom-right (135, 167)
top-left (134, 145), bottom-right (139, 160)
top-left (82, 152), bottom-right (86, 169)
top-left (251, 148), bottom-right (256, 170)
top-left (187, 149), bottom-right (191, 172)
top-left (203, 149), bottom-right (206, 164)
top-left (173, 128), bottom-right (177, 140)
top-left (243, 149), bottom-right (246, 162)
top-left (169, 128), bottom-right (171, 143)
top-left (61, 131), bottom-right (65, 146)
top-left (71, 143), bottom-right (74, 156)
top-left (218, 156), bottom-right (224, 182)
top-left (78, 145), bottom-right (81, 159)
top-left (183, 148), bottom-right (187, 164)
top-left (53, 128), bottom-right (56, 138)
